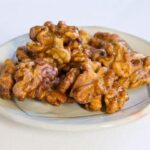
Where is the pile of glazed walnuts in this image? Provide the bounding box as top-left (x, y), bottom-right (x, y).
top-left (0, 21), bottom-right (150, 113)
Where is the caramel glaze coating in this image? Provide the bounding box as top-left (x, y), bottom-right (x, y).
top-left (13, 59), bottom-right (58, 101)
top-left (0, 59), bottom-right (16, 99)
top-left (0, 20), bottom-right (150, 114)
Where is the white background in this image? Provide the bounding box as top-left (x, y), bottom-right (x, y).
top-left (0, 0), bottom-right (150, 150)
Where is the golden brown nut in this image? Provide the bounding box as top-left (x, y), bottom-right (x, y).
top-left (0, 64), bottom-right (3, 73)
top-left (71, 49), bottom-right (88, 62)
top-left (0, 59), bottom-right (16, 99)
top-left (0, 73), bottom-right (15, 99)
top-left (27, 26), bottom-right (54, 53)
top-left (26, 41), bottom-right (46, 53)
top-left (79, 30), bottom-right (90, 44)
top-left (58, 68), bottom-right (80, 93)
top-left (89, 37), bottom-right (106, 49)
top-left (46, 37), bottom-right (71, 64)
top-left (144, 56), bottom-right (150, 70)
top-left (68, 40), bottom-right (82, 50)
top-left (96, 68), bottom-right (117, 95)
top-left (36, 26), bottom-right (54, 46)
top-left (93, 32), bottom-right (129, 48)
top-left (113, 44), bottom-right (128, 61)
top-left (129, 69), bottom-right (148, 88)
top-left (13, 60), bottom-right (58, 100)
top-left (85, 95), bottom-right (102, 111)
top-left (44, 21), bottom-right (56, 32)
top-left (103, 69), bottom-right (116, 88)
top-left (16, 46), bottom-right (30, 61)
top-left (117, 77), bottom-right (130, 89)
top-left (30, 26), bottom-right (54, 45)
top-left (46, 91), bottom-right (67, 106)
top-left (91, 48), bottom-right (107, 61)
top-left (65, 31), bottom-right (79, 40)
top-left (30, 26), bottom-right (43, 41)
top-left (72, 83), bottom-right (96, 104)
top-left (105, 84), bottom-right (128, 113)
top-left (112, 61), bottom-right (132, 78)
top-left (70, 71), bottom-right (100, 104)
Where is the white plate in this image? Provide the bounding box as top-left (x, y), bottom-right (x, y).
top-left (0, 26), bottom-right (150, 131)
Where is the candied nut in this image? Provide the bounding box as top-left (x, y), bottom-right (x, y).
top-left (96, 68), bottom-right (116, 95)
top-left (26, 41), bottom-right (46, 52)
top-left (72, 70), bottom-right (98, 89)
top-left (0, 59), bottom-right (15, 99)
top-left (89, 37), bottom-right (105, 49)
top-left (46, 91), bottom-right (67, 106)
top-left (71, 49), bottom-right (88, 62)
top-left (44, 21), bottom-right (56, 32)
top-left (93, 32), bottom-right (127, 46)
top-left (3, 59), bottom-right (16, 74)
top-left (58, 68), bottom-right (80, 93)
top-left (131, 59), bottom-right (143, 72)
top-left (0, 73), bottom-right (14, 99)
top-left (97, 67), bottom-right (108, 77)
top-left (70, 71), bottom-right (99, 104)
top-left (91, 48), bottom-right (107, 61)
top-left (33, 85), bottom-right (48, 101)
top-left (1, 20), bottom-right (150, 114)
top-left (36, 26), bottom-right (54, 46)
top-left (68, 40), bottom-right (82, 50)
top-left (72, 83), bottom-right (95, 104)
top-left (30, 26), bottom-right (43, 41)
top-left (13, 81), bottom-right (27, 100)
top-left (90, 61), bottom-right (101, 72)
top-left (46, 37), bottom-right (71, 64)
top-left (16, 46), bottom-right (30, 61)
top-left (0, 64), bottom-right (3, 73)
top-left (13, 60), bottom-right (58, 100)
top-left (114, 43), bottom-right (128, 61)
top-left (99, 56), bottom-right (114, 67)
top-left (80, 59), bottom-right (101, 72)
top-left (85, 95), bottom-right (102, 111)
top-left (30, 26), bottom-right (54, 46)
top-left (103, 43), bottom-right (114, 56)
top-left (129, 69), bottom-right (147, 88)
top-left (104, 69), bottom-right (116, 88)
top-left (57, 21), bottom-right (66, 29)
top-left (112, 61), bottom-right (132, 77)
top-left (105, 89), bottom-right (128, 113)
top-left (47, 47), bottom-right (71, 64)
top-left (144, 56), bottom-right (150, 70)
top-left (79, 30), bottom-right (90, 44)
top-left (65, 31), bottom-right (79, 40)
top-left (117, 77), bottom-right (130, 89)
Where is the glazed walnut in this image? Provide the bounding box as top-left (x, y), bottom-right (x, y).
top-left (46, 91), bottom-right (67, 106)
top-left (46, 37), bottom-right (71, 64)
top-left (70, 70), bottom-right (102, 104)
top-left (13, 59), bottom-right (58, 100)
top-left (16, 46), bottom-right (31, 62)
top-left (104, 82), bottom-right (129, 113)
top-left (85, 95), bottom-right (102, 111)
top-left (0, 59), bottom-right (16, 99)
top-left (58, 68), bottom-right (80, 93)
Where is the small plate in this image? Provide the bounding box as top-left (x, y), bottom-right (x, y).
top-left (0, 26), bottom-right (150, 131)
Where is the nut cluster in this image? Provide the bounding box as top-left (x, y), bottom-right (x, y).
top-left (0, 21), bottom-right (150, 113)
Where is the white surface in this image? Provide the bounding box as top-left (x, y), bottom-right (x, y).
top-left (0, 0), bottom-right (150, 150)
